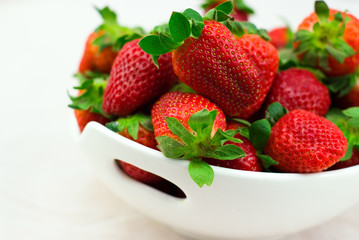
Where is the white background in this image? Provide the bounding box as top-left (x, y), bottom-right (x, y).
top-left (1, 0), bottom-right (359, 239)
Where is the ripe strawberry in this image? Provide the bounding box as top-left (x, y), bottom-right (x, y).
top-left (328, 147), bottom-right (359, 170)
top-left (268, 27), bottom-right (292, 49)
top-left (78, 7), bottom-right (144, 74)
top-left (68, 73), bottom-right (111, 132)
top-left (265, 68), bottom-right (331, 116)
top-left (235, 34), bottom-right (279, 118)
top-left (107, 114), bottom-right (163, 184)
top-left (140, 4), bottom-right (262, 119)
top-left (264, 109), bottom-right (348, 173)
top-left (205, 121), bottom-right (262, 171)
top-left (202, 0), bottom-right (254, 21)
top-left (103, 39), bottom-right (177, 116)
top-left (78, 30), bottom-right (118, 74)
top-left (152, 91), bottom-right (246, 187)
top-left (293, 1), bottom-right (359, 76)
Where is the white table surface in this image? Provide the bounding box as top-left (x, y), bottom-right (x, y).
top-left (1, 0), bottom-right (359, 239)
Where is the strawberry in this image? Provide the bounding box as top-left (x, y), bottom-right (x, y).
top-left (205, 121), bottom-right (262, 171)
top-left (202, 0), bottom-right (254, 21)
top-left (152, 91), bottom-right (246, 187)
top-left (328, 147), bottom-right (359, 170)
top-left (268, 27), bottom-right (292, 49)
top-left (293, 1), bottom-right (359, 76)
top-left (264, 109), bottom-right (348, 173)
top-left (265, 68), bottom-right (331, 116)
top-left (78, 30), bottom-right (118, 74)
top-left (68, 72), bottom-right (111, 132)
top-left (235, 33), bottom-right (279, 118)
top-left (106, 114), bottom-right (163, 184)
top-left (140, 3), bottom-right (261, 118)
top-left (103, 39), bottom-right (177, 117)
top-left (78, 7), bottom-right (144, 74)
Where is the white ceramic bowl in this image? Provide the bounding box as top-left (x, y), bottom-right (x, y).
top-left (79, 122), bottom-right (359, 240)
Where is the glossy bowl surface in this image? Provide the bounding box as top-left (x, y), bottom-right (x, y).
top-left (79, 122), bottom-right (359, 240)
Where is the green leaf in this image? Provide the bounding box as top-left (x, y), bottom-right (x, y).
top-left (170, 83), bottom-right (196, 93)
top-left (165, 117), bottom-right (196, 145)
top-left (152, 55), bottom-right (160, 68)
top-left (238, 127), bottom-right (250, 139)
top-left (139, 35), bottom-right (170, 56)
top-left (326, 45), bottom-right (347, 63)
top-left (188, 160), bottom-right (214, 187)
top-left (204, 144), bottom-right (245, 160)
top-left (169, 12), bottom-right (191, 42)
top-left (183, 8), bottom-right (203, 22)
top-left (294, 29), bottom-right (312, 42)
top-left (343, 107), bottom-right (359, 118)
top-left (230, 118), bottom-right (251, 127)
top-left (234, 0), bottom-right (254, 14)
top-left (159, 32), bottom-right (182, 50)
top-left (106, 122), bottom-right (119, 132)
top-left (203, 9), bottom-right (216, 21)
top-left (315, 0), bottom-right (329, 23)
top-left (156, 136), bottom-right (188, 158)
top-left (265, 102), bottom-right (286, 126)
top-left (341, 144), bottom-right (353, 161)
top-left (191, 19), bottom-right (205, 39)
top-left (215, 0), bottom-right (233, 15)
top-left (348, 118), bottom-right (359, 128)
top-left (236, 21), bottom-right (258, 34)
top-left (218, 129), bottom-right (243, 144)
top-left (249, 119), bottom-right (271, 151)
top-left (257, 154), bottom-right (279, 169)
top-left (188, 109), bottom-right (216, 138)
top-left (225, 21), bottom-right (245, 37)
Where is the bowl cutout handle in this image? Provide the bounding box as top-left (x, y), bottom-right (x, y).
top-left (78, 122), bottom-right (200, 197)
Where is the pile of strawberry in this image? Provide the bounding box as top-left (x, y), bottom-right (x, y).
top-left (69, 1), bottom-right (359, 188)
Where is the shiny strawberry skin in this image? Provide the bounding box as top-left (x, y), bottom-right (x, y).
top-left (205, 122), bottom-right (262, 171)
top-left (103, 39), bottom-right (177, 116)
top-left (265, 68), bottom-right (331, 116)
top-left (268, 27), bottom-right (290, 49)
top-left (172, 20), bottom-right (261, 118)
top-left (74, 109), bottom-right (110, 132)
top-left (296, 9), bottom-right (359, 76)
top-left (236, 34), bottom-right (279, 118)
top-left (328, 147), bottom-right (359, 170)
top-left (117, 126), bottom-right (162, 184)
top-left (264, 110), bottom-right (348, 173)
top-left (151, 91), bottom-right (227, 141)
top-left (78, 31), bottom-right (118, 74)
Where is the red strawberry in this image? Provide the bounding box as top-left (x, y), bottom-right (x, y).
top-left (172, 21), bottom-right (260, 118)
top-left (78, 7), bottom-right (144, 74)
top-left (293, 1), bottom-right (359, 76)
top-left (205, 121), bottom-right (262, 171)
top-left (152, 92), bottom-right (226, 140)
top-left (235, 34), bottom-right (279, 118)
top-left (202, 0), bottom-right (254, 21)
top-left (268, 27), bottom-right (291, 49)
top-left (78, 30), bottom-right (118, 74)
top-left (69, 73), bottom-right (111, 132)
top-left (140, 6), bottom-right (263, 119)
top-left (103, 39), bottom-right (177, 116)
top-left (335, 78), bottom-right (359, 108)
top-left (328, 147), bottom-right (359, 170)
top-left (74, 109), bottom-right (110, 132)
top-left (107, 114), bottom-right (163, 184)
top-left (152, 91), bottom-right (246, 187)
top-left (265, 68), bottom-right (331, 116)
top-left (264, 109), bottom-right (348, 173)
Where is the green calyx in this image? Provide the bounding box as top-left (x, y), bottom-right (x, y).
top-left (93, 6), bottom-right (145, 52)
top-left (326, 107), bottom-right (359, 161)
top-left (324, 71), bottom-right (358, 97)
top-left (139, 1), bottom-right (234, 67)
top-left (170, 83), bottom-right (196, 93)
top-left (106, 113), bottom-right (153, 140)
top-left (68, 72), bottom-right (109, 118)
top-left (201, 0), bottom-right (254, 15)
top-left (294, 0), bottom-right (355, 71)
top-left (156, 109), bottom-right (245, 187)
